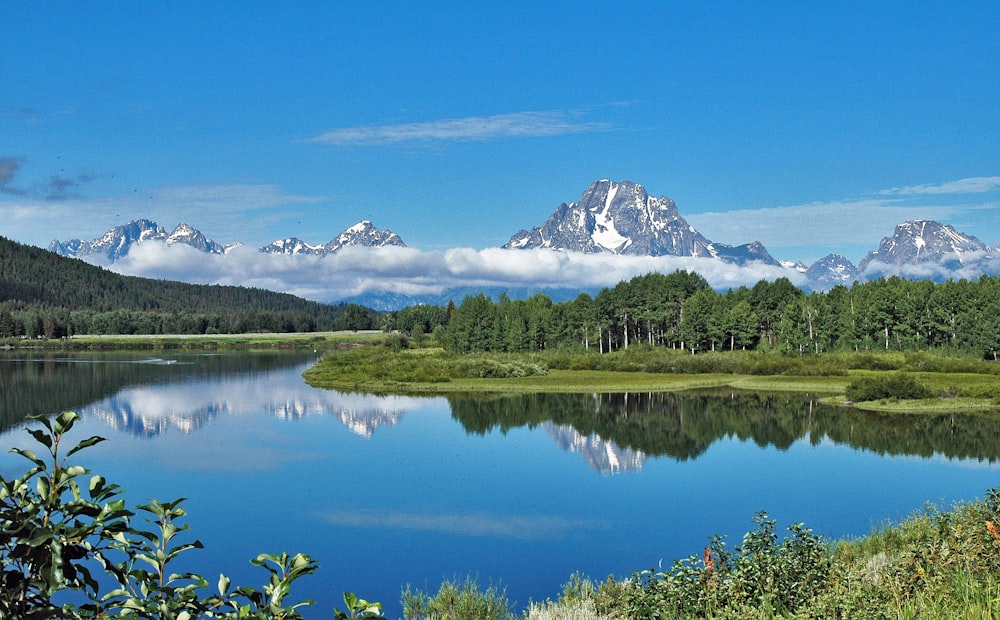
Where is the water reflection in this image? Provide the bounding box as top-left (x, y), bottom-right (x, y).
top-left (4, 352), bottom-right (1000, 470)
top-left (542, 423), bottom-right (645, 474)
top-left (447, 391), bottom-right (1000, 466)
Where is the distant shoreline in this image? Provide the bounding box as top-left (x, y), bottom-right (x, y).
top-left (1, 331), bottom-right (384, 350)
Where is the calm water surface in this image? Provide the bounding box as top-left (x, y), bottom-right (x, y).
top-left (1, 351), bottom-right (998, 618)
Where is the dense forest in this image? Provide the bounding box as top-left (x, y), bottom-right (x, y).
top-left (385, 270), bottom-right (1000, 359)
top-left (6, 233), bottom-right (1000, 357)
top-left (0, 236), bottom-right (377, 336)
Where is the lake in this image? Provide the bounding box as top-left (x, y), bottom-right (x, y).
top-left (1, 350), bottom-right (999, 618)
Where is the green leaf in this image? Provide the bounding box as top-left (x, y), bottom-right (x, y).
top-left (54, 411), bottom-right (79, 435)
top-left (36, 474), bottom-right (51, 500)
top-left (64, 464), bottom-right (87, 478)
top-left (66, 435), bottom-right (107, 458)
top-left (218, 573), bottom-right (231, 596)
top-left (27, 428), bottom-right (54, 449)
top-left (11, 447), bottom-right (46, 469)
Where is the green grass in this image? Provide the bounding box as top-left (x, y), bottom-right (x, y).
top-left (303, 344), bottom-right (1000, 414)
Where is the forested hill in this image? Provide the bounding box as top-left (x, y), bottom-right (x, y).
top-left (0, 236), bottom-right (372, 336)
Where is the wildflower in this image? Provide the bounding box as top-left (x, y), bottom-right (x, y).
top-left (703, 546), bottom-right (715, 575)
top-left (987, 521), bottom-right (999, 540)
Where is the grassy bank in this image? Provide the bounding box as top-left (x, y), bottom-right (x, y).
top-left (302, 343), bottom-right (1000, 412)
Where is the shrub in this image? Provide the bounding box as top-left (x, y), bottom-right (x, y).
top-left (621, 512), bottom-right (831, 618)
top-left (402, 575), bottom-right (513, 620)
top-left (845, 373), bottom-right (934, 402)
top-left (0, 412), bottom-right (383, 619)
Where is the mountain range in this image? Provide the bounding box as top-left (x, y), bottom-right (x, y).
top-left (46, 179), bottom-right (995, 304)
top-left (49, 219), bottom-right (404, 262)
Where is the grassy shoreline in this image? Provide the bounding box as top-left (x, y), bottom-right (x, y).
top-left (302, 342), bottom-right (1000, 413)
top-left (1, 330), bottom-right (385, 351)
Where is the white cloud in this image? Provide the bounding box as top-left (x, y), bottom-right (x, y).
top-left (107, 243), bottom-right (803, 303)
top-left (858, 252), bottom-right (1000, 282)
top-left (878, 176), bottom-right (1000, 196)
top-left (307, 110), bottom-right (612, 145)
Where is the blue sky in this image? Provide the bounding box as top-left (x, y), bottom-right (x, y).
top-left (2, 2), bottom-right (999, 299)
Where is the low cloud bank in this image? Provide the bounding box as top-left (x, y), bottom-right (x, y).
top-left (858, 251), bottom-right (1000, 283)
top-left (107, 242), bottom-right (803, 303)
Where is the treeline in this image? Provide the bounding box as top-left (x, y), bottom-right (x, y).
top-left (385, 270), bottom-right (1000, 359)
top-left (0, 236), bottom-right (378, 336)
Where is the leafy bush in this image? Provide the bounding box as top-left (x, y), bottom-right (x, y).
top-left (619, 512), bottom-right (830, 618)
top-left (845, 373), bottom-right (934, 402)
top-left (452, 357), bottom-right (548, 379)
top-left (401, 575), bottom-right (513, 620)
top-left (0, 412), bottom-right (383, 619)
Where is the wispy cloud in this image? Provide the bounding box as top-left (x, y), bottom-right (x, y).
top-left (878, 176), bottom-right (1000, 196)
top-left (307, 110), bottom-right (612, 145)
top-left (312, 508), bottom-right (609, 540)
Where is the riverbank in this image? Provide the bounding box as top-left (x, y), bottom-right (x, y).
top-left (302, 343), bottom-right (1000, 413)
top-left (1, 330), bottom-right (384, 351)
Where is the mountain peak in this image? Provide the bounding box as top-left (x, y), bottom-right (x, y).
top-left (857, 219), bottom-right (988, 274)
top-left (50, 220), bottom-right (233, 261)
top-left (503, 179), bottom-right (778, 265)
top-left (263, 220), bottom-right (406, 256)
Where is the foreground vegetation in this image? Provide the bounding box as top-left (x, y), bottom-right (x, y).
top-left (5, 413), bottom-right (1000, 619)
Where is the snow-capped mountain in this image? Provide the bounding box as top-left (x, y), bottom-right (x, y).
top-left (504, 179), bottom-right (780, 265)
top-left (262, 220), bottom-right (405, 256)
top-left (857, 220), bottom-right (990, 275)
top-left (50, 219), bottom-right (404, 262)
top-left (781, 260), bottom-right (809, 273)
top-left (49, 219), bottom-right (239, 261)
top-left (804, 254), bottom-right (857, 289)
top-left (712, 240), bottom-right (781, 267)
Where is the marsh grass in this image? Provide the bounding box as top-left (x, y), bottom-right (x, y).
top-left (303, 343), bottom-right (999, 411)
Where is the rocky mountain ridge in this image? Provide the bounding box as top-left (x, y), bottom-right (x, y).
top-left (48, 219), bottom-right (240, 262)
top-left (44, 180), bottom-right (993, 297)
top-left (50, 219), bottom-right (404, 261)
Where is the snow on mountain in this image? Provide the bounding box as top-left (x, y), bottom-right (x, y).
top-left (262, 220), bottom-right (406, 256)
top-left (857, 220), bottom-right (990, 274)
top-left (260, 237), bottom-right (326, 255)
top-left (51, 219), bottom-right (403, 262)
top-left (503, 180), bottom-right (778, 265)
top-left (781, 260), bottom-right (809, 273)
top-left (804, 254), bottom-right (858, 289)
top-left (40, 185), bottom-right (1000, 309)
top-left (48, 219), bottom-right (240, 261)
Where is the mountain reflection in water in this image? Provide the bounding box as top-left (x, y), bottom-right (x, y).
top-left (3, 352), bottom-right (1000, 468)
top-left (4, 351), bottom-right (1000, 619)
